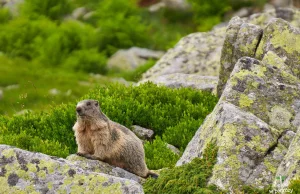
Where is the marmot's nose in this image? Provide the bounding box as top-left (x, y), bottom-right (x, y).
top-left (76, 107), bottom-right (82, 113)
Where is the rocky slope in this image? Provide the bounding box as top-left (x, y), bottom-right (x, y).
top-left (177, 10), bottom-right (300, 191)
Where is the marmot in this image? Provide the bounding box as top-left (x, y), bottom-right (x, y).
top-left (73, 99), bottom-right (157, 178)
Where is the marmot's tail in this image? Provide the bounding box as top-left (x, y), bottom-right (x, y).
top-left (147, 171), bottom-right (159, 179)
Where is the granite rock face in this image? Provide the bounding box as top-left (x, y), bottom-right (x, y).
top-left (177, 13), bottom-right (300, 190)
top-left (140, 73), bottom-right (218, 92)
top-left (107, 47), bottom-right (164, 71)
top-left (141, 28), bottom-right (226, 80)
top-left (0, 145), bottom-right (144, 194)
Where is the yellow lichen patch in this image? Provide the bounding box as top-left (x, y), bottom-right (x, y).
top-left (39, 159), bottom-right (58, 174)
top-left (239, 94), bottom-right (254, 108)
top-left (2, 149), bottom-right (16, 158)
top-left (268, 106), bottom-right (292, 130)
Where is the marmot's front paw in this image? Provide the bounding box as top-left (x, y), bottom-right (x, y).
top-left (77, 152), bottom-right (100, 160)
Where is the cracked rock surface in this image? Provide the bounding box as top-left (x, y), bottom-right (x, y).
top-left (177, 12), bottom-right (300, 190)
top-left (0, 145), bottom-right (144, 194)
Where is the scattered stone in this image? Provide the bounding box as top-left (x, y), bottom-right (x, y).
top-left (166, 144), bottom-right (181, 155)
top-left (49, 88), bottom-right (60, 96)
top-left (107, 47), bottom-right (164, 71)
top-left (5, 84), bottom-right (19, 90)
top-left (149, 0), bottom-right (190, 11)
top-left (0, 145), bottom-right (144, 193)
top-left (132, 125), bottom-right (154, 141)
top-left (14, 109), bottom-right (31, 116)
top-left (72, 7), bottom-right (88, 20)
top-left (0, 89), bottom-right (3, 100)
top-left (140, 73), bottom-right (218, 92)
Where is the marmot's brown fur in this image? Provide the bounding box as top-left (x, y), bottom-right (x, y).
top-left (73, 99), bottom-right (157, 178)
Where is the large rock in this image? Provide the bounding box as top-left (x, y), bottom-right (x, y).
top-left (178, 16), bottom-right (300, 190)
top-left (140, 73), bottom-right (218, 92)
top-left (142, 28), bottom-right (226, 80)
top-left (217, 17), bottom-right (263, 97)
top-left (217, 9), bottom-right (300, 96)
top-left (66, 154), bottom-right (144, 184)
top-left (0, 145), bottom-right (144, 193)
top-left (107, 47), bottom-right (164, 71)
top-left (178, 56), bottom-right (300, 190)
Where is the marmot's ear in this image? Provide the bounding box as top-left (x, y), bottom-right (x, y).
top-left (94, 100), bottom-right (99, 107)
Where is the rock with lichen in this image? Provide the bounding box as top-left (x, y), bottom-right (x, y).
top-left (0, 145), bottom-right (144, 194)
top-left (217, 16), bottom-right (300, 96)
top-left (178, 55), bottom-right (300, 190)
top-left (178, 13), bottom-right (300, 190)
top-left (139, 73), bottom-right (218, 92)
top-left (107, 47), bottom-right (164, 71)
top-left (141, 28), bottom-right (226, 80)
top-left (66, 154), bottom-right (145, 184)
top-left (142, 8), bottom-right (300, 92)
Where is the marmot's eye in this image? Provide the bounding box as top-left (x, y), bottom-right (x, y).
top-left (87, 102), bottom-right (91, 106)
top-left (95, 102), bottom-right (98, 106)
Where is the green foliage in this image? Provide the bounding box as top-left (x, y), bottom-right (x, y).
top-left (188, 0), bottom-right (267, 31)
top-left (144, 137), bottom-right (180, 169)
top-left (163, 117), bottom-right (203, 149)
top-left (288, 179), bottom-right (300, 193)
top-left (21, 0), bottom-right (72, 20)
top-left (0, 55), bottom-right (112, 115)
top-left (63, 49), bottom-right (107, 74)
top-left (0, 83), bottom-right (218, 169)
top-left (94, 0), bottom-right (150, 55)
top-left (241, 185), bottom-right (271, 194)
top-left (0, 8), bottom-right (11, 24)
top-left (144, 141), bottom-right (219, 194)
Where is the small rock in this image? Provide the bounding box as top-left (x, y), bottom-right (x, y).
top-left (132, 125), bottom-right (154, 141)
top-left (5, 84), bottom-right (19, 90)
top-left (49, 88), bottom-right (60, 96)
top-left (0, 89), bottom-right (3, 100)
top-left (107, 47), bottom-right (164, 71)
top-left (233, 8), bottom-right (252, 18)
top-left (72, 7), bottom-right (87, 20)
top-left (14, 109), bottom-right (31, 116)
top-left (166, 144), bottom-right (181, 155)
top-left (83, 11), bottom-right (95, 20)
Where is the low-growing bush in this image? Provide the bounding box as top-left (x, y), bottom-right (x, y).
top-left (63, 49), bottom-right (107, 74)
top-left (0, 8), bottom-right (11, 24)
top-left (21, 0), bottom-right (72, 20)
top-left (0, 83), bottom-right (218, 168)
top-left (144, 137), bottom-right (180, 169)
top-left (144, 141), bottom-right (219, 194)
top-left (288, 179), bottom-right (300, 193)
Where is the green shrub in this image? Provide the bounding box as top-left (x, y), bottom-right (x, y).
top-left (35, 20), bottom-right (100, 67)
top-left (163, 117), bottom-right (203, 149)
top-left (144, 141), bottom-right (219, 194)
top-left (188, 0), bottom-right (267, 31)
top-left (0, 17), bottom-right (56, 59)
top-left (0, 83), bottom-right (218, 168)
top-left (63, 49), bottom-right (107, 74)
top-left (0, 8), bottom-right (11, 24)
top-left (288, 179), bottom-right (300, 193)
top-left (21, 0), bottom-right (72, 20)
top-left (144, 137), bottom-right (180, 169)
top-left (94, 0), bottom-right (150, 55)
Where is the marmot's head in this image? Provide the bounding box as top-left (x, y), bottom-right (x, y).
top-left (76, 99), bottom-right (101, 119)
